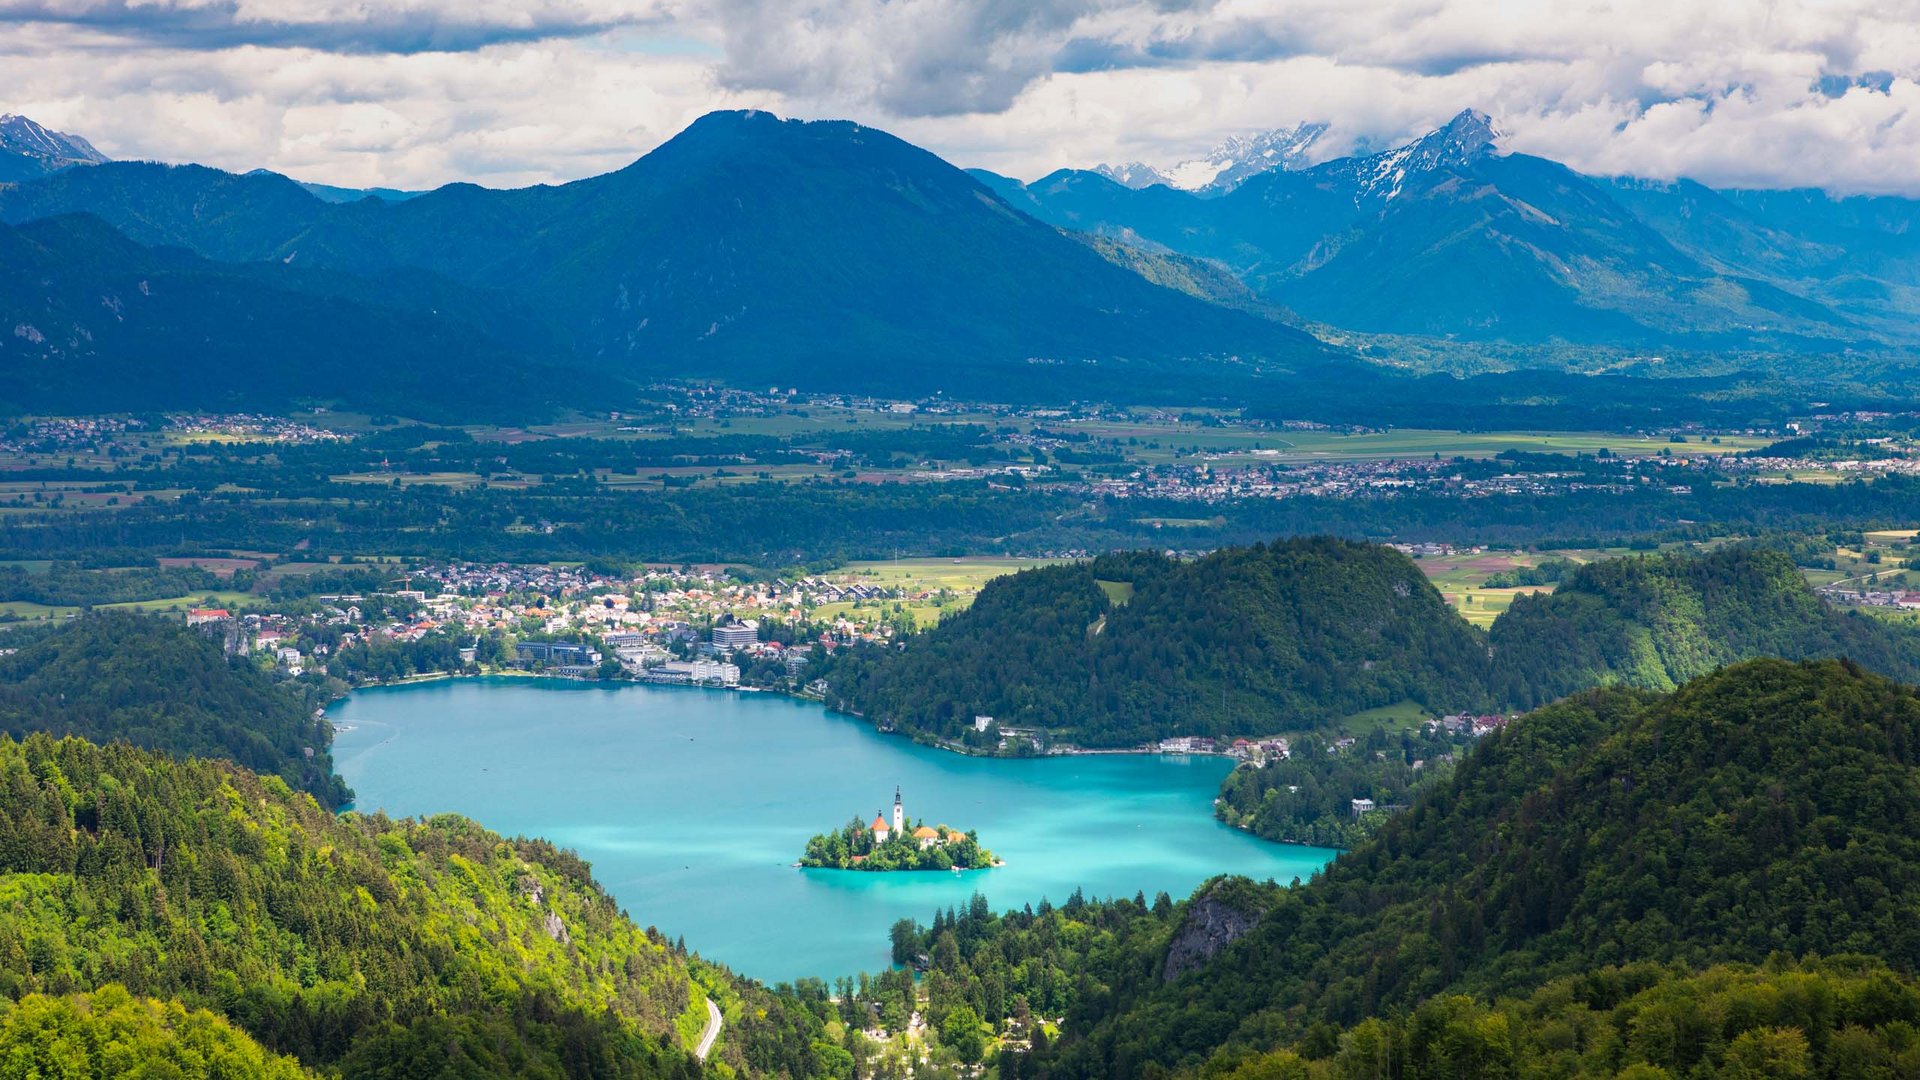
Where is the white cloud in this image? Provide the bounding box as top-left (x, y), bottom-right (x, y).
top-left (8, 0), bottom-right (1920, 194)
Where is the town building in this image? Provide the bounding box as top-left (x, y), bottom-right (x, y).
top-left (514, 641), bottom-right (600, 668)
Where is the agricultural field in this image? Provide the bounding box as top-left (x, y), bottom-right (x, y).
top-left (1038, 421), bottom-right (1769, 467)
top-left (837, 557), bottom-right (1062, 593)
top-left (805, 558), bottom-right (1064, 629)
top-left (1412, 549), bottom-right (1568, 626)
top-left (0, 589), bottom-right (255, 622)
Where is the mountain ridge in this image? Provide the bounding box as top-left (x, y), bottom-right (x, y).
top-left (0, 109), bottom-right (1336, 404)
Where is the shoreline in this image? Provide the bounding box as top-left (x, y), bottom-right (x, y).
top-left (326, 667), bottom-right (1239, 763)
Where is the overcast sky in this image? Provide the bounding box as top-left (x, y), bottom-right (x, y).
top-left (8, 0), bottom-right (1920, 194)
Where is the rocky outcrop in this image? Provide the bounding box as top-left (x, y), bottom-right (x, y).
top-left (1163, 878), bottom-right (1269, 982)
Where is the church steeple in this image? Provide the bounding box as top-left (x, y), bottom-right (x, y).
top-left (892, 786), bottom-right (903, 833)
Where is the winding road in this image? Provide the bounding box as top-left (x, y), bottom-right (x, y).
top-left (694, 996), bottom-right (723, 1061)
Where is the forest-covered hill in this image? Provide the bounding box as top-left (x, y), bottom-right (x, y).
top-left (820, 538), bottom-right (1495, 747)
top-left (824, 541), bottom-right (1920, 749)
top-left (0, 612), bottom-right (349, 807)
top-left (1487, 545), bottom-right (1920, 705)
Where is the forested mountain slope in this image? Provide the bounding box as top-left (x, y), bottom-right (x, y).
top-left (1018, 658), bottom-right (1920, 1076)
top-left (822, 539), bottom-right (1494, 746)
top-left (1488, 545), bottom-right (1920, 706)
top-left (0, 612), bottom-right (349, 807)
top-left (0, 213), bottom-right (587, 420)
top-left (0, 734), bottom-right (717, 1078)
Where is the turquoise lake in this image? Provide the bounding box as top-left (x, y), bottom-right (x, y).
top-left (329, 678), bottom-right (1337, 983)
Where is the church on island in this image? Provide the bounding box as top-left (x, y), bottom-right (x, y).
top-left (799, 787), bottom-right (999, 872)
top-left (866, 788), bottom-right (960, 851)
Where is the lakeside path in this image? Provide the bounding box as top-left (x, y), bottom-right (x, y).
top-left (695, 997), bottom-right (722, 1061)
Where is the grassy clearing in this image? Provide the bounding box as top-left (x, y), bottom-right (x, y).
top-left (839, 557), bottom-right (1061, 592)
top-left (1321, 699), bottom-right (1435, 739)
top-left (1095, 579), bottom-right (1135, 606)
top-left (0, 590), bottom-right (255, 622)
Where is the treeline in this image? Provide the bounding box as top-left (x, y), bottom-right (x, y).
top-left (994, 658), bottom-right (1920, 1076)
top-left (0, 560), bottom-right (231, 607)
top-left (0, 612), bottom-right (349, 807)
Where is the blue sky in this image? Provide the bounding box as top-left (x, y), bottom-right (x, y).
top-left (6, 0), bottom-right (1920, 194)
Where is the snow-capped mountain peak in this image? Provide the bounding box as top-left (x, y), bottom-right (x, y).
top-left (1092, 161), bottom-right (1173, 189)
top-left (0, 114), bottom-right (109, 179)
top-left (1093, 121), bottom-right (1328, 192)
top-left (1346, 109), bottom-right (1504, 201)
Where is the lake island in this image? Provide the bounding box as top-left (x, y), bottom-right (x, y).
top-left (800, 787), bottom-right (999, 871)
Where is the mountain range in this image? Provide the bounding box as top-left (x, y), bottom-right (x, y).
top-left (0, 110), bottom-right (1330, 413)
top-left (978, 109), bottom-right (1920, 353)
top-left (6, 106), bottom-right (1920, 418)
top-left (1093, 121), bottom-right (1328, 192)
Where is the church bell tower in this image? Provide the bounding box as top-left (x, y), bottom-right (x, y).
top-left (892, 786), bottom-right (903, 833)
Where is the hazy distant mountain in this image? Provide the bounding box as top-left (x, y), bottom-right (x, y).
top-left (245, 170), bottom-right (424, 204)
top-left (0, 114), bottom-right (107, 183)
top-left (0, 110), bottom-right (1335, 405)
top-left (1091, 161), bottom-right (1172, 189)
top-left (0, 213), bottom-right (590, 419)
top-left (1093, 122), bottom-right (1327, 193)
top-left (11, 103), bottom-right (1920, 411)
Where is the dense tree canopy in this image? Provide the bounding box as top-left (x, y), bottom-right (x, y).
top-left (1182, 960), bottom-right (1920, 1080)
top-left (1488, 546), bottom-right (1920, 706)
top-left (0, 985), bottom-right (311, 1080)
top-left (0, 612), bottom-right (348, 807)
top-left (0, 733), bottom-right (722, 1078)
top-left (828, 542), bottom-right (1920, 752)
top-left (823, 539), bottom-right (1494, 746)
top-left (979, 659), bottom-right (1920, 1076)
